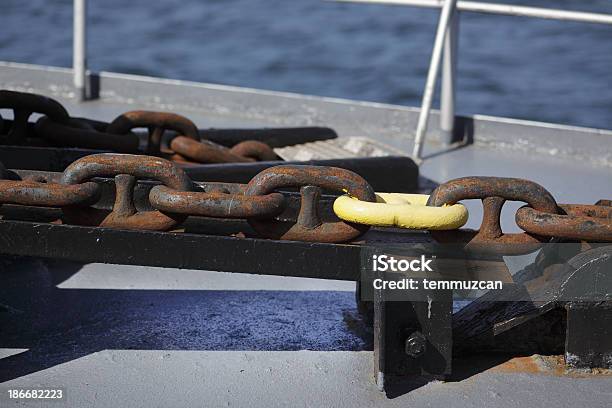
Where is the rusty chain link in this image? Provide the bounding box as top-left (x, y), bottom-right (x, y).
top-left (0, 154), bottom-right (609, 244)
top-left (106, 110), bottom-right (200, 156)
top-left (149, 186), bottom-right (286, 219)
top-left (60, 154), bottom-right (193, 231)
top-left (1, 90), bottom-right (277, 164)
top-left (0, 179), bottom-right (100, 207)
top-left (169, 136), bottom-right (277, 164)
top-left (516, 203), bottom-right (611, 241)
top-left (427, 176), bottom-right (611, 252)
top-left (244, 165), bottom-right (376, 242)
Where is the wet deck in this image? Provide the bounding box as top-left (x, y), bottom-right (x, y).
top-left (1, 63), bottom-right (611, 407)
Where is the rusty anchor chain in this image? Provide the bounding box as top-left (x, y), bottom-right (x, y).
top-left (426, 176), bottom-right (611, 252)
top-left (1, 90), bottom-right (277, 164)
top-left (60, 154), bottom-right (193, 231)
top-left (226, 140), bottom-right (278, 162)
top-left (4, 90), bottom-right (609, 245)
top-left (149, 185), bottom-right (286, 219)
top-left (516, 203), bottom-right (612, 241)
top-left (151, 164), bottom-right (376, 242)
top-left (0, 179), bottom-right (100, 208)
top-left (0, 155), bottom-right (609, 244)
top-left (0, 154), bottom-right (376, 242)
top-left (244, 165), bottom-right (376, 242)
top-left (106, 110), bottom-right (277, 163)
top-left (106, 110), bottom-right (201, 156)
top-left (426, 176), bottom-right (559, 250)
top-left (169, 136), bottom-right (277, 164)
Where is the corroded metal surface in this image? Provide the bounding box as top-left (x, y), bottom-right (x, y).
top-left (0, 155), bottom-right (379, 242)
top-left (427, 176), bottom-right (559, 252)
top-left (228, 140), bottom-right (278, 161)
top-left (171, 137), bottom-right (278, 164)
top-left (516, 203), bottom-right (612, 242)
top-left (245, 165), bottom-right (376, 242)
top-left (149, 185), bottom-right (285, 218)
top-left (107, 110), bottom-right (200, 155)
top-left (0, 91), bottom-right (281, 165)
top-left (61, 153), bottom-right (193, 190)
top-left (170, 136), bottom-right (254, 163)
top-left (61, 154), bottom-right (192, 231)
top-left (0, 179), bottom-right (99, 207)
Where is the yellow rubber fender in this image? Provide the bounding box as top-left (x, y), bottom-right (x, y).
top-left (333, 193), bottom-right (468, 230)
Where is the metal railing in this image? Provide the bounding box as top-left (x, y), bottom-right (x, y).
top-left (73, 0), bottom-right (87, 101)
top-left (331, 0), bottom-right (612, 159)
top-left (72, 0), bottom-right (612, 158)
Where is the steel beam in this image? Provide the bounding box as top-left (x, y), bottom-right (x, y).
top-left (197, 127), bottom-right (337, 148)
top-left (0, 219), bottom-right (363, 280)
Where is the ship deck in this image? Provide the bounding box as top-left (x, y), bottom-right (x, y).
top-left (0, 62), bottom-right (610, 407)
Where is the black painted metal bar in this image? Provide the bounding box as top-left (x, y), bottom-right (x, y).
top-left (565, 302), bottom-right (612, 369)
top-left (0, 220), bottom-right (363, 280)
top-left (0, 145), bottom-right (110, 171)
top-left (0, 146), bottom-right (418, 193)
top-left (182, 156), bottom-right (419, 193)
top-left (196, 127), bottom-right (337, 148)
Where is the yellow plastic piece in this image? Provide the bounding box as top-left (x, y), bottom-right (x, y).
top-left (333, 193), bottom-right (468, 230)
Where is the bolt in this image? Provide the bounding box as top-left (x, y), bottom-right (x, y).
top-left (404, 331), bottom-right (426, 357)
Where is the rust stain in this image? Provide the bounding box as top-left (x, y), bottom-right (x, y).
top-left (490, 355), bottom-right (612, 377)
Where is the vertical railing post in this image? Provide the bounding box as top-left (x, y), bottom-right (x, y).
top-left (73, 0), bottom-right (88, 101)
top-left (440, 8), bottom-right (459, 145)
top-left (412, 0), bottom-right (458, 160)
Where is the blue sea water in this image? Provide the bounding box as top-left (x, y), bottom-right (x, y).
top-left (1, 0), bottom-right (611, 129)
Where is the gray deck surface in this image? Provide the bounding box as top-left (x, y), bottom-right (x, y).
top-left (1, 94), bottom-right (611, 407)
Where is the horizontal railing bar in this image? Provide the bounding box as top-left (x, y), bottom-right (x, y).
top-left (330, 0), bottom-right (612, 25)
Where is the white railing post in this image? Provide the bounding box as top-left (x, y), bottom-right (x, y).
top-left (73, 0), bottom-right (88, 101)
top-left (412, 0), bottom-right (457, 159)
top-left (331, 0), bottom-right (612, 161)
top-left (440, 8), bottom-right (459, 145)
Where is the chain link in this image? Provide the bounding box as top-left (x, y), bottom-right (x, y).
top-left (244, 165), bottom-right (376, 242)
top-left (426, 176), bottom-right (611, 252)
top-left (60, 154), bottom-right (193, 231)
top-left (516, 203), bottom-right (611, 241)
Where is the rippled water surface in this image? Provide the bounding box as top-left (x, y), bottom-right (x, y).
top-left (1, 0), bottom-right (611, 128)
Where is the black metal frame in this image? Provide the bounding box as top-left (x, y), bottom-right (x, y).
top-left (0, 219), bottom-right (363, 280)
